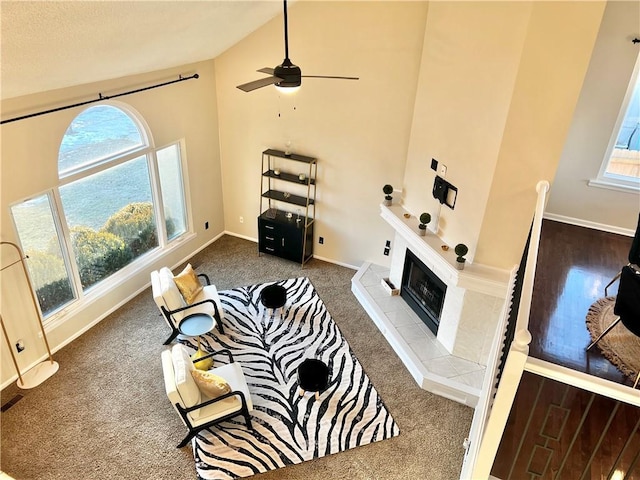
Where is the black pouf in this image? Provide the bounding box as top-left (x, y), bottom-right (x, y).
top-left (297, 359), bottom-right (330, 399)
top-left (260, 284), bottom-right (287, 310)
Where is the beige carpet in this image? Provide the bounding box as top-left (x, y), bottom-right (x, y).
top-left (586, 296), bottom-right (640, 380)
top-left (1, 235), bottom-right (472, 480)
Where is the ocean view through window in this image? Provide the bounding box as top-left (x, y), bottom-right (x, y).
top-left (12, 193), bottom-right (76, 316)
top-left (11, 103), bottom-right (190, 319)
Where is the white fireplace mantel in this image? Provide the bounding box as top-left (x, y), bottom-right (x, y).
top-left (351, 204), bottom-right (514, 405)
top-left (380, 204), bottom-right (510, 298)
top-left (379, 203), bottom-right (513, 367)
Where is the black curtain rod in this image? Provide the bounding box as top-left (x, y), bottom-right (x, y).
top-left (1, 73), bottom-right (199, 125)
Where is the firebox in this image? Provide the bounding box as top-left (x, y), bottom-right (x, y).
top-left (400, 249), bottom-right (447, 335)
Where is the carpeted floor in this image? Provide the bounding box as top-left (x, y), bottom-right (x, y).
top-left (0, 235), bottom-right (473, 480)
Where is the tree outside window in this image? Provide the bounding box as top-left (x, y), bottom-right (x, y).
top-left (11, 104), bottom-right (189, 319)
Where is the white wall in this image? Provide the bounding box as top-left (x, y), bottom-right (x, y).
top-left (545, 1), bottom-right (640, 232)
top-left (0, 61), bottom-right (224, 386)
top-left (477, 1), bottom-right (606, 267)
top-left (215, 1), bottom-right (429, 268)
top-left (402, 1), bottom-right (533, 263)
top-left (218, 0), bottom-right (607, 272)
top-left (403, 1), bottom-right (606, 269)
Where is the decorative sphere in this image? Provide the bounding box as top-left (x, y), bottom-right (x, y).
top-left (419, 212), bottom-right (431, 225)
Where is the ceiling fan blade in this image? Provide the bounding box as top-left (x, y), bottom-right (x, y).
top-left (301, 75), bottom-right (359, 80)
top-left (236, 76), bottom-right (283, 92)
top-left (241, 1), bottom-right (359, 93)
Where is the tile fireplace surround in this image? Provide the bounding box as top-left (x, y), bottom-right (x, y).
top-left (351, 204), bottom-right (513, 407)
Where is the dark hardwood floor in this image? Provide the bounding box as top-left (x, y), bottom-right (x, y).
top-left (492, 219), bottom-right (640, 479)
top-left (492, 372), bottom-right (640, 480)
top-left (529, 219), bottom-right (632, 384)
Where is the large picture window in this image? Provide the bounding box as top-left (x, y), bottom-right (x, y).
top-left (11, 104), bottom-right (190, 319)
top-left (604, 77), bottom-right (640, 181)
top-left (591, 59), bottom-right (640, 192)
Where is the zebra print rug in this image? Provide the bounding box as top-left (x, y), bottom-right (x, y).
top-left (187, 277), bottom-right (400, 480)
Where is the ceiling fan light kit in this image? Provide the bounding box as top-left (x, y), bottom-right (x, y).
top-left (275, 85), bottom-right (300, 95)
top-left (236, 0), bottom-right (358, 93)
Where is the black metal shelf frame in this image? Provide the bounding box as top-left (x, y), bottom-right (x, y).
top-left (261, 190), bottom-right (315, 207)
top-left (262, 170), bottom-right (316, 186)
top-left (260, 148), bottom-right (317, 266)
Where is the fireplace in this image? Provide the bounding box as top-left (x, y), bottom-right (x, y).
top-left (351, 205), bottom-right (511, 403)
top-left (401, 249), bottom-right (447, 335)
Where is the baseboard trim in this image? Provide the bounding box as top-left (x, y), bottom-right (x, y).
top-left (543, 213), bottom-right (634, 237)
top-left (312, 254), bottom-right (359, 270)
top-left (1, 232), bottom-right (360, 390)
top-left (1, 231), bottom-right (227, 391)
top-left (222, 231), bottom-right (360, 270)
top-left (223, 231), bottom-right (258, 243)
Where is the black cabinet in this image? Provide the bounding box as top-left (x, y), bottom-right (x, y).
top-left (258, 210), bottom-right (313, 264)
top-left (259, 149), bottom-right (317, 265)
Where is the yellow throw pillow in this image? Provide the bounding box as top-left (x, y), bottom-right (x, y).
top-left (174, 264), bottom-right (203, 304)
top-left (191, 369), bottom-right (232, 399)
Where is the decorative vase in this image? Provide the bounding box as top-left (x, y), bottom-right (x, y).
top-left (456, 260), bottom-right (465, 270)
top-left (418, 227), bottom-right (426, 236)
top-left (383, 198), bottom-right (392, 206)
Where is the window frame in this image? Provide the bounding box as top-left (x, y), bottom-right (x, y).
top-left (589, 54), bottom-right (640, 193)
top-left (10, 189), bottom-right (79, 318)
top-left (153, 140), bottom-right (193, 243)
top-left (10, 102), bottom-right (193, 328)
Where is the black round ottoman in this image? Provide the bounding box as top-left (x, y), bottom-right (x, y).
top-left (260, 284), bottom-right (287, 317)
top-left (297, 358), bottom-right (330, 400)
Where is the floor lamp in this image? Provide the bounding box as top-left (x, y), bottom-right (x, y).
top-left (1, 241), bottom-right (59, 389)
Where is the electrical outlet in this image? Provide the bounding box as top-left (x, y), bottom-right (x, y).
top-left (385, 240), bottom-right (391, 247)
top-left (239, 216), bottom-right (244, 224)
top-left (439, 164), bottom-right (447, 177)
top-left (205, 221), bottom-right (209, 230)
top-left (319, 236), bottom-right (324, 244)
top-left (15, 339), bottom-right (25, 353)
top-left (430, 158), bottom-right (438, 171)
top-left (383, 248), bottom-right (390, 256)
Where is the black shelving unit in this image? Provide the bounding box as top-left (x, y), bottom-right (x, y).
top-left (258, 148), bottom-right (317, 266)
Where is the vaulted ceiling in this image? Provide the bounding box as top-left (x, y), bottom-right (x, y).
top-left (0, 1), bottom-right (285, 100)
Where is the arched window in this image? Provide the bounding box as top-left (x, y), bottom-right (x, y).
top-left (11, 103), bottom-right (189, 318)
top-left (58, 105), bottom-right (146, 178)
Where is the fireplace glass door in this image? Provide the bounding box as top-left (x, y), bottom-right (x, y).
top-left (401, 250), bottom-right (447, 335)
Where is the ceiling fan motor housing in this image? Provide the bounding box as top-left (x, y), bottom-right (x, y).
top-left (274, 59), bottom-right (302, 88)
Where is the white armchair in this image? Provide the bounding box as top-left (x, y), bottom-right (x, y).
top-left (151, 266), bottom-right (225, 345)
top-left (161, 344), bottom-right (254, 448)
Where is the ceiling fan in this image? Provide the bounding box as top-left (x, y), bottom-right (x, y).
top-left (236, 0), bottom-right (359, 93)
